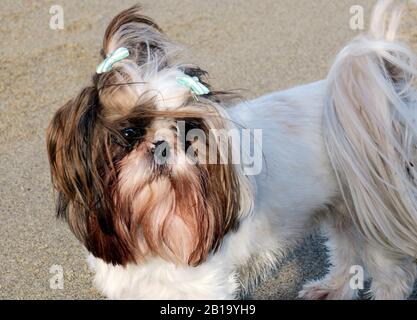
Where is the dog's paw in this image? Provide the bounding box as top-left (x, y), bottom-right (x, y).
top-left (298, 278), bottom-right (355, 300)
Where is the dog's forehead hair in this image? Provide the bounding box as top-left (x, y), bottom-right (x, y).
top-left (96, 58), bottom-right (192, 113)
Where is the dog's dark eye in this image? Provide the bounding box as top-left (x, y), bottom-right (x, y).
top-left (121, 127), bottom-right (145, 144)
top-left (122, 128), bottom-right (137, 139)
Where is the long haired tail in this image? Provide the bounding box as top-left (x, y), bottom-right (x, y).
top-left (324, 0), bottom-right (417, 257)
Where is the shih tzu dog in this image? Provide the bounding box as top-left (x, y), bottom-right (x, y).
top-left (47, 0), bottom-right (417, 300)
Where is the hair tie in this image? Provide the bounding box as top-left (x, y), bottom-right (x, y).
top-left (96, 47), bottom-right (130, 74)
top-left (177, 74), bottom-right (210, 96)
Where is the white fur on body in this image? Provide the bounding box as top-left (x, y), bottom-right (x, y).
top-left (89, 0), bottom-right (417, 300)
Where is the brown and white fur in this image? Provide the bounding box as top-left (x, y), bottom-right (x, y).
top-left (47, 1), bottom-right (417, 299)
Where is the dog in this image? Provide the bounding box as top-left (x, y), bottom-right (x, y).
top-left (47, 0), bottom-right (417, 299)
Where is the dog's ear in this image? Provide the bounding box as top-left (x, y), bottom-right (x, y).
top-left (46, 87), bottom-right (135, 265)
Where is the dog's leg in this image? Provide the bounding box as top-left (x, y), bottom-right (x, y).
top-left (299, 212), bottom-right (361, 300)
top-left (362, 245), bottom-right (416, 300)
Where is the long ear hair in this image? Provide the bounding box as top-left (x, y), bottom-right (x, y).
top-left (47, 86), bottom-right (136, 265)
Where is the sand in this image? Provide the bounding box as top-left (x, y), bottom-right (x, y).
top-left (1, 0), bottom-right (416, 299)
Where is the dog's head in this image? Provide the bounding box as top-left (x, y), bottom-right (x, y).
top-left (47, 5), bottom-right (252, 267)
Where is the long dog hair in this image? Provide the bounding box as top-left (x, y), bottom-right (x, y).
top-left (47, 5), bottom-right (253, 267)
top-left (46, 1), bottom-right (417, 300)
top-left (324, 0), bottom-right (417, 258)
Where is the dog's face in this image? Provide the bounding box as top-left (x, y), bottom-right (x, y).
top-left (47, 5), bottom-right (248, 267)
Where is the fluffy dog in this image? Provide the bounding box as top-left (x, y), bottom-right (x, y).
top-left (47, 0), bottom-right (417, 299)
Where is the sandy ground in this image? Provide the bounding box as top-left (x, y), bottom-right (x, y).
top-left (1, 0), bottom-right (417, 300)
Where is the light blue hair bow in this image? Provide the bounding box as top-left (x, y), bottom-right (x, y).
top-left (177, 74), bottom-right (210, 96)
top-left (96, 47), bottom-right (130, 74)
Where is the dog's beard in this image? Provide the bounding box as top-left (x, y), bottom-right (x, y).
top-left (116, 120), bottom-right (214, 265)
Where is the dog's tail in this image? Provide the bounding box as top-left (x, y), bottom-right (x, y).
top-left (323, 0), bottom-right (417, 257)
